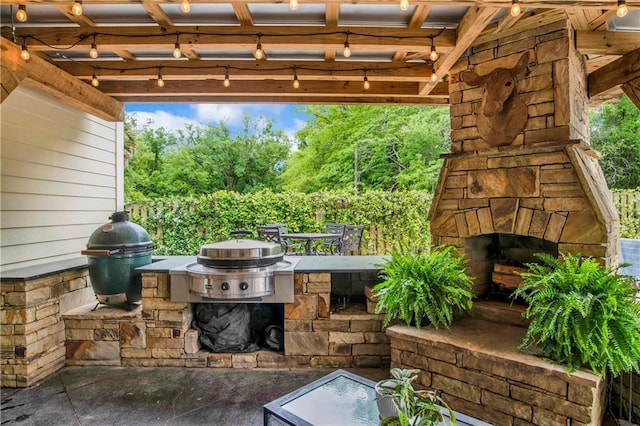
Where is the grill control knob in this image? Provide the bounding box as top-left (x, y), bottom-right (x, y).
top-left (221, 282), bottom-right (230, 291)
top-left (239, 282), bottom-right (249, 291)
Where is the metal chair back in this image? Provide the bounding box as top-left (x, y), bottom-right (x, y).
top-left (338, 225), bottom-right (364, 255)
top-left (266, 223), bottom-right (288, 234)
top-left (230, 229), bottom-right (253, 239)
top-left (257, 225), bottom-right (283, 244)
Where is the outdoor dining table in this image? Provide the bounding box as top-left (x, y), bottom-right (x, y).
top-left (280, 232), bottom-right (341, 255)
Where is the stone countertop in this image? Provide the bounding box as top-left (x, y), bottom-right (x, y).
top-left (1, 257), bottom-right (88, 282)
top-left (136, 255), bottom-right (388, 274)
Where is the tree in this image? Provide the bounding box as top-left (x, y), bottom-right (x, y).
top-left (124, 114), bottom-right (291, 201)
top-left (281, 105), bottom-right (450, 192)
top-left (590, 95), bottom-right (640, 189)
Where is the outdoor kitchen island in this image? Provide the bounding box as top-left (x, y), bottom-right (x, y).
top-left (63, 255), bottom-right (391, 370)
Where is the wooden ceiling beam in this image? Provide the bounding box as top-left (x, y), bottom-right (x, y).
top-left (232, 2), bottom-right (254, 26)
top-left (622, 78), bottom-right (640, 109)
top-left (576, 31), bottom-right (640, 55)
top-left (420, 6), bottom-right (500, 95)
top-left (2, 0), bottom-right (639, 10)
top-left (475, 9), bottom-right (566, 45)
top-left (58, 60), bottom-right (432, 81)
top-left (94, 79), bottom-right (450, 97)
top-left (118, 95), bottom-right (450, 105)
top-left (54, 4), bottom-right (97, 27)
top-left (589, 10), bottom-right (616, 30)
top-left (142, 2), bottom-right (173, 28)
top-left (588, 47), bottom-right (640, 97)
top-left (0, 37), bottom-right (123, 121)
top-left (15, 26), bottom-right (456, 53)
top-left (393, 4), bottom-right (431, 62)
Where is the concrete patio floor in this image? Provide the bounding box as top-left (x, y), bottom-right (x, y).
top-left (1, 366), bottom-right (390, 425)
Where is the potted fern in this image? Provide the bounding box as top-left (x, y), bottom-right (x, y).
top-left (374, 246), bottom-right (474, 329)
top-left (375, 368), bottom-right (455, 426)
top-left (512, 252), bottom-right (640, 376)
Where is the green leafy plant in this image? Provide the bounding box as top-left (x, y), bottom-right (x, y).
top-left (512, 252), bottom-right (640, 376)
top-left (374, 246), bottom-right (473, 329)
top-left (376, 368), bottom-right (455, 426)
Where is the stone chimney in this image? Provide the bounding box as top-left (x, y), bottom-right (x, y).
top-left (429, 18), bottom-right (619, 297)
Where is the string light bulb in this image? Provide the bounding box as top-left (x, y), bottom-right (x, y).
top-left (16, 5), bottom-right (27, 22)
top-left (289, 0), bottom-right (299, 11)
top-left (223, 68), bottom-right (230, 87)
top-left (429, 38), bottom-right (439, 62)
top-left (616, 0), bottom-right (628, 17)
top-left (21, 44), bottom-right (30, 61)
top-left (430, 65), bottom-right (438, 83)
top-left (343, 33), bottom-right (351, 58)
top-left (173, 35), bottom-right (182, 59)
top-left (510, 0), bottom-right (521, 17)
top-left (91, 71), bottom-right (99, 87)
top-left (157, 69), bottom-right (165, 87)
top-left (400, 0), bottom-right (410, 11)
top-left (363, 72), bottom-right (370, 90)
top-left (254, 35), bottom-right (264, 60)
top-left (72, 1), bottom-right (83, 17)
top-left (293, 69), bottom-right (300, 89)
top-left (180, 0), bottom-right (191, 13)
top-left (89, 35), bottom-right (98, 59)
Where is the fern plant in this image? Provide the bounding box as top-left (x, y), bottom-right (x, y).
top-left (374, 246), bottom-right (473, 329)
top-left (512, 252), bottom-right (640, 376)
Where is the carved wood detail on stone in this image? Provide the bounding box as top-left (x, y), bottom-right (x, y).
top-left (461, 52), bottom-right (529, 147)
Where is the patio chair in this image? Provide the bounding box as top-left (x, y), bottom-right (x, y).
top-left (257, 225), bottom-right (302, 254)
top-left (266, 223), bottom-right (288, 233)
top-left (321, 223), bottom-right (346, 255)
top-left (336, 225), bottom-right (364, 255)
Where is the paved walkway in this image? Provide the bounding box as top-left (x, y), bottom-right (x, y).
top-left (1, 366), bottom-right (389, 425)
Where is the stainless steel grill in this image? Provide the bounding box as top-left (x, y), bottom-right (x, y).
top-left (170, 239), bottom-right (298, 303)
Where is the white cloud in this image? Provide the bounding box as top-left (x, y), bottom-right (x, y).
top-left (191, 104), bottom-right (247, 126)
top-left (128, 110), bottom-right (201, 133)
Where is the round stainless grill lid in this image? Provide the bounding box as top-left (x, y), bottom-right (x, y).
top-left (197, 239), bottom-right (283, 268)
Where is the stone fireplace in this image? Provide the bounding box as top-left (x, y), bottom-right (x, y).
top-left (386, 17), bottom-right (618, 425)
top-left (429, 18), bottom-right (619, 298)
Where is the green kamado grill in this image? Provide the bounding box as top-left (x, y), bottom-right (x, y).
top-left (82, 211), bottom-right (154, 310)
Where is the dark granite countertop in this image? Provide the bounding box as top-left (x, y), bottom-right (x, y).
top-left (1, 257), bottom-right (88, 282)
top-left (136, 255), bottom-right (388, 274)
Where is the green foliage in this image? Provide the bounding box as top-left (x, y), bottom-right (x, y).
top-left (374, 246), bottom-right (474, 329)
top-left (282, 105), bottom-right (450, 193)
top-left (127, 190), bottom-right (432, 256)
top-left (377, 368), bottom-right (454, 426)
top-left (613, 189), bottom-right (640, 238)
top-left (590, 96), bottom-right (640, 189)
top-left (513, 252), bottom-right (640, 376)
top-left (124, 114), bottom-right (290, 201)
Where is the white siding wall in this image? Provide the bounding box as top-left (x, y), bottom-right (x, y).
top-left (0, 86), bottom-right (123, 270)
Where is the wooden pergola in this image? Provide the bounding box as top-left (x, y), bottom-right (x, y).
top-left (1, 0), bottom-right (639, 122)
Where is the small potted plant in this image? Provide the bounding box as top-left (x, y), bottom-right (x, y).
top-left (374, 246), bottom-right (474, 329)
top-left (512, 252), bottom-right (640, 376)
top-left (375, 368), bottom-right (455, 426)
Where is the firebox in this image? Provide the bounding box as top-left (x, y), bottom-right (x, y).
top-left (465, 234), bottom-right (558, 299)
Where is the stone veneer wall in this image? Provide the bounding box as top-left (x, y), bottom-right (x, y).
top-left (448, 18), bottom-right (588, 153)
top-left (387, 322), bottom-right (606, 425)
top-left (1, 267), bottom-right (92, 387)
top-left (64, 272), bottom-right (390, 370)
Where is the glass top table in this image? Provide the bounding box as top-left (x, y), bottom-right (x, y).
top-left (263, 369), bottom-right (491, 426)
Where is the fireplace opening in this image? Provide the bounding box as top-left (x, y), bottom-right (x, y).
top-left (465, 234), bottom-right (558, 301)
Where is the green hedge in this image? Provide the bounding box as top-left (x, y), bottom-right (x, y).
top-left (127, 190), bottom-right (433, 255)
top-left (126, 189), bottom-right (640, 256)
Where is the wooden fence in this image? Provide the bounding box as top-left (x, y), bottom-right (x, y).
top-left (613, 190), bottom-right (640, 238)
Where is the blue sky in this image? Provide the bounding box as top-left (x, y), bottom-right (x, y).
top-left (124, 103), bottom-right (309, 140)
